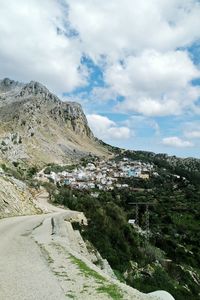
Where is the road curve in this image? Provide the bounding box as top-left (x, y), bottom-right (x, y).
top-left (0, 211), bottom-right (175, 300)
top-left (0, 214), bottom-right (67, 300)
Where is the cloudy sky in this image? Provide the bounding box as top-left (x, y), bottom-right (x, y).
top-left (1, 0), bottom-right (200, 157)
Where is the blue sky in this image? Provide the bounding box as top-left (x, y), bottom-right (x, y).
top-left (1, 0), bottom-right (200, 158)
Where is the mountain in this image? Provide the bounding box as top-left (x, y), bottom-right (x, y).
top-left (0, 78), bottom-right (109, 166)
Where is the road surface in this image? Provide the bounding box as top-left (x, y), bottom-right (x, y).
top-left (0, 194), bottom-right (175, 300)
top-left (0, 213), bottom-right (68, 300)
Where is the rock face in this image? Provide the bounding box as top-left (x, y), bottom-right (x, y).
top-left (0, 78), bottom-right (109, 165)
top-left (0, 174), bottom-right (40, 218)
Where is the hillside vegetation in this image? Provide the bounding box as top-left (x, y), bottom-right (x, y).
top-left (50, 150), bottom-right (200, 300)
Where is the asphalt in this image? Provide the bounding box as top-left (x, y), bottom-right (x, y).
top-left (0, 214), bottom-right (67, 300)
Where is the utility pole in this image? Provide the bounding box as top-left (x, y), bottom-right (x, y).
top-left (135, 204), bottom-right (139, 225)
top-left (145, 204), bottom-right (150, 241)
top-left (129, 202), bottom-right (155, 242)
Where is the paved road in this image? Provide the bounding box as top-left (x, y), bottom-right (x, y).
top-left (0, 204), bottom-right (175, 300)
top-left (0, 214), bottom-right (67, 300)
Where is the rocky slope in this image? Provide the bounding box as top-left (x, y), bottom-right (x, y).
top-left (0, 78), bottom-right (109, 166)
top-left (0, 173), bottom-right (40, 218)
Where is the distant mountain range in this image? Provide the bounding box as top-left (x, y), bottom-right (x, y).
top-left (0, 78), bottom-right (109, 166)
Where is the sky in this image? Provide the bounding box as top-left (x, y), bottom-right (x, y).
top-left (0, 1), bottom-right (200, 158)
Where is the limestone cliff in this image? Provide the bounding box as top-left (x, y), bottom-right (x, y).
top-left (0, 78), bottom-right (109, 165)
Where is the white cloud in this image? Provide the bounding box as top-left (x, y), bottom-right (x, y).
top-left (67, 0), bottom-right (200, 116)
top-left (184, 130), bottom-right (200, 138)
top-left (107, 50), bottom-right (200, 116)
top-left (87, 114), bottom-right (131, 140)
top-left (1, 0), bottom-right (200, 119)
top-left (90, 87), bottom-right (118, 103)
top-left (67, 0), bottom-right (200, 59)
top-left (182, 121), bottom-right (200, 139)
top-left (162, 136), bottom-right (193, 147)
top-left (0, 0), bottom-right (85, 92)
top-left (124, 115), bottom-right (160, 135)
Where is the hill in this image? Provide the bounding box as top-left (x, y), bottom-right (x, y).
top-left (48, 150), bottom-right (200, 299)
top-left (0, 78), bottom-right (109, 166)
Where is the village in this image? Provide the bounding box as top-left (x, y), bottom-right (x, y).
top-left (36, 158), bottom-right (156, 191)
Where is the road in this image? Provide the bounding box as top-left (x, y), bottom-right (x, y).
top-left (0, 211), bottom-right (119, 300)
top-left (0, 213), bottom-right (68, 300)
top-left (0, 192), bottom-right (175, 300)
top-left (0, 190), bottom-right (103, 300)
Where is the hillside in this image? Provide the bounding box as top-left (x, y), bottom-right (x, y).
top-left (45, 151), bottom-right (200, 300)
top-left (0, 78), bottom-right (109, 166)
top-left (0, 172), bottom-right (40, 218)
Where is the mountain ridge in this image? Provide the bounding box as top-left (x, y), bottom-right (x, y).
top-left (0, 78), bottom-right (109, 166)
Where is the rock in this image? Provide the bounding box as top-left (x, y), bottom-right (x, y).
top-left (17, 81), bottom-right (58, 100)
top-left (0, 175), bottom-right (40, 218)
top-left (0, 78), bottom-right (20, 91)
top-left (148, 290), bottom-right (175, 300)
top-left (0, 78), bottom-right (109, 165)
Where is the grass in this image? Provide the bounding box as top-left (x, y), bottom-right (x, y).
top-left (70, 254), bottom-right (106, 282)
top-left (70, 254), bottom-right (123, 299)
top-left (97, 285), bottom-right (123, 300)
top-left (65, 292), bottom-right (76, 299)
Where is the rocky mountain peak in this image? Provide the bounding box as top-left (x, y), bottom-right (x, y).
top-left (0, 78), bottom-right (108, 164)
top-left (17, 80), bottom-right (59, 102)
top-left (1, 77), bottom-right (14, 87)
top-left (0, 78), bottom-right (23, 93)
